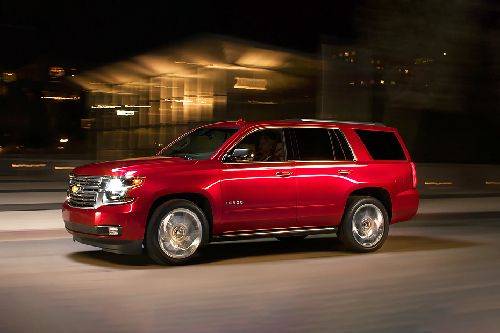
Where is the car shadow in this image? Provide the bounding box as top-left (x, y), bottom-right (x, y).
top-left (66, 234), bottom-right (478, 269)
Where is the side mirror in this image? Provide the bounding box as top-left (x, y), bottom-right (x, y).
top-left (225, 148), bottom-right (254, 162)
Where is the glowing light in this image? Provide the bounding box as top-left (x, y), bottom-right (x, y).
top-left (124, 105), bottom-right (151, 108)
top-left (116, 110), bottom-right (136, 116)
top-left (131, 178), bottom-right (144, 187)
top-left (205, 63), bottom-right (265, 71)
top-left (91, 104), bottom-right (150, 109)
top-left (11, 163), bottom-right (47, 168)
top-left (41, 96), bottom-right (80, 100)
top-left (234, 77), bottom-right (267, 90)
top-left (163, 98), bottom-right (189, 103)
top-left (2, 72), bottom-right (16, 82)
top-left (54, 166), bottom-right (75, 170)
top-left (59, 138), bottom-right (69, 143)
top-left (91, 105), bottom-right (120, 109)
top-left (162, 97), bottom-right (214, 105)
top-left (49, 66), bottom-right (65, 77)
top-left (485, 181), bottom-right (500, 185)
top-left (380, 80), bottom-right (385, 85)
top-left (424, 181), bottom-right (453, 186)
top-left (443, 52), bottom-right (447, 56)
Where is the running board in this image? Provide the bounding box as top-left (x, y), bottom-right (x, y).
top-left (212, 226), bottom-right (337, 242)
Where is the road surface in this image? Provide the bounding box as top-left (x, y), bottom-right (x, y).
top-left (1, 210), bottom-right (500, 333)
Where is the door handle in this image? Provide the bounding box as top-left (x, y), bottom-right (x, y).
top-left (338, 170), bottom-right (351, 175)
top-left (276, 171), bottom-right (293, 177)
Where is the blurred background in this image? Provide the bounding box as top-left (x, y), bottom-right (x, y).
top-left (1, 3), bottom-right (500, 332)
top-left (0, 0), bottom-right (499, 195)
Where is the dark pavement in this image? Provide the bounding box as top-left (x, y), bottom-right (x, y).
top-left (1, 214), bottom-right (500, 333)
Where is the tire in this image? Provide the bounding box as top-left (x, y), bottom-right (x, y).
top-left (338, 196), bottom-right (389, 252)
top-left (276, 235), bottom-right (307, 243)
top-left (146, 199), bottom-right (209, 265)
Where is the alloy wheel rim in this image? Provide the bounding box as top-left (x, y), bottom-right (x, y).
top-left (352, 203), bottom-right (384, 248)
top-left (158, 208), bottom-right (202, 259)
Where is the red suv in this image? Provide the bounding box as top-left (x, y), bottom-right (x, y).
top-left (62, 119), bottom-right (419, 264)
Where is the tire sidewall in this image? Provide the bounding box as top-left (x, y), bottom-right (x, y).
top-left (146, 199), bottom-right (209, 265)
top-left (340, 196), bottom-right (389, 252)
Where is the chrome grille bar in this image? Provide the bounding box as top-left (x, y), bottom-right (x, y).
top-left (67, 176), bottom-right (103, 208)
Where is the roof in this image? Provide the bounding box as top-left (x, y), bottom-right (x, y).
top-left (207, 119), bottom-right (392, 131)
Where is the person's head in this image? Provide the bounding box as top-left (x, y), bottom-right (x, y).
top-left (258, 134), bottom-right (275, 154)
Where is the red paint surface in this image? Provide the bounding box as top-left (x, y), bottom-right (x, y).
top-left (62, 120), bottom-right (419, 241)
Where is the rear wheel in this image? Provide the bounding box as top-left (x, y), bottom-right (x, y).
top-left (146, 199), bottom-right (209, 265)
top-left (338, 196), bottom-right (389, 252)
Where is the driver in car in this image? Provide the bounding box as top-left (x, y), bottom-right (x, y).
top-left (255, 134), bottom-right (284, 162)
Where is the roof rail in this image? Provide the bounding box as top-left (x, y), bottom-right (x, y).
top-left (284, 118), bottom-right (386, 126)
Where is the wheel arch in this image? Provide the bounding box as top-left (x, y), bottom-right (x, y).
top-left (347, 187), bottom-right (392, 221)
top-left (145, 192), bottom-right (214, 237)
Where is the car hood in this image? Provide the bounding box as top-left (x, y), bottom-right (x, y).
top-left (72, 156), bottom-right (200, 177)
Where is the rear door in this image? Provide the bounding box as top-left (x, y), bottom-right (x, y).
top-left (291, 127), bottom-right (357, 227)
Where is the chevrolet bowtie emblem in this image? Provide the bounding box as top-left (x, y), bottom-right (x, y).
top-left (71, 184), bottom-right (81, 194)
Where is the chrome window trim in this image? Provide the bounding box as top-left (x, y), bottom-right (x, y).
top-left (221, 125), bottom-right (358, 164)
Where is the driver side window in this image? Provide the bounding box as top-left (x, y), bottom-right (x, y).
top-left (226, 129), bottom-right (286, 163)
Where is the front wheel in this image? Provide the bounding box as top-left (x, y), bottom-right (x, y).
top-left (338, 196), bottom-right (389, 252)
top-left (146, 199), bottom-right (209, 265)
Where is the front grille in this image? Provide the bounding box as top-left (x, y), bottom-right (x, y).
top-left (68, 176), bottom-right (103, 208)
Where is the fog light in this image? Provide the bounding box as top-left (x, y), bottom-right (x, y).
top-left (96, 225), bottom-right (122, 236)
top-left (108, 227), bottom-right (120, 236)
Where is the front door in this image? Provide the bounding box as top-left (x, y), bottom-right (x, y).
top-left (220, 128), bottom-right (297, 232)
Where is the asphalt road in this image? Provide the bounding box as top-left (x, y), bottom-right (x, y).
top-left (0, 212), bottom-right (499, 333)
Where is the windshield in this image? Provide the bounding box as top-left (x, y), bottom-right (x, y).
top-left (160, 127), bottom-right (238, 160)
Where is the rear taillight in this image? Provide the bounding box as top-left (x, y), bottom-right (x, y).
top-left (410, 162), bottom-right (417, 189)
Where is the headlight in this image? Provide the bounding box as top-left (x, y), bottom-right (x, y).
top-left (102, 176), bottom-right (144, 204)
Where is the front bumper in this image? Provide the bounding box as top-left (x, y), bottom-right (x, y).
top-left (71, 233), bottom-right (143, 255)
top-left (62, 201), bottom-right (147, 254)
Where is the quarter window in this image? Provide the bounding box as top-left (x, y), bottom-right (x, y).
top-left (355, 129), bottom-right (406, 160)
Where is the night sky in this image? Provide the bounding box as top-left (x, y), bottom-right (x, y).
top-left (0, 0), bottom-right (499, 163)
top-left (2, 1), bottom-right (498, 70)
top-left (1, 1), bottom-right (359, 69)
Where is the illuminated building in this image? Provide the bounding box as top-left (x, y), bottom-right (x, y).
top-left (74, 35), bottom-right (318, 159)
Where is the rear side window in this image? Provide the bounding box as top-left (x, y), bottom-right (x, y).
top-left (293, 128), bottom-right (334, 160)
top-left (355, 129), bottom-right (406, 160)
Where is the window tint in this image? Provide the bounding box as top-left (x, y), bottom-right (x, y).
top-left (331, 129), bottom-right (355, 161)
top-left (230, 129), bottom-right (286, 162)
top-left (355, 129), bottom-right (406, 160)
top-left (294, 128), bottom-right (334, 161)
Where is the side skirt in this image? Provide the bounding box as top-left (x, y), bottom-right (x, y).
top-left (212, 226), bottom-right (338, 242)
